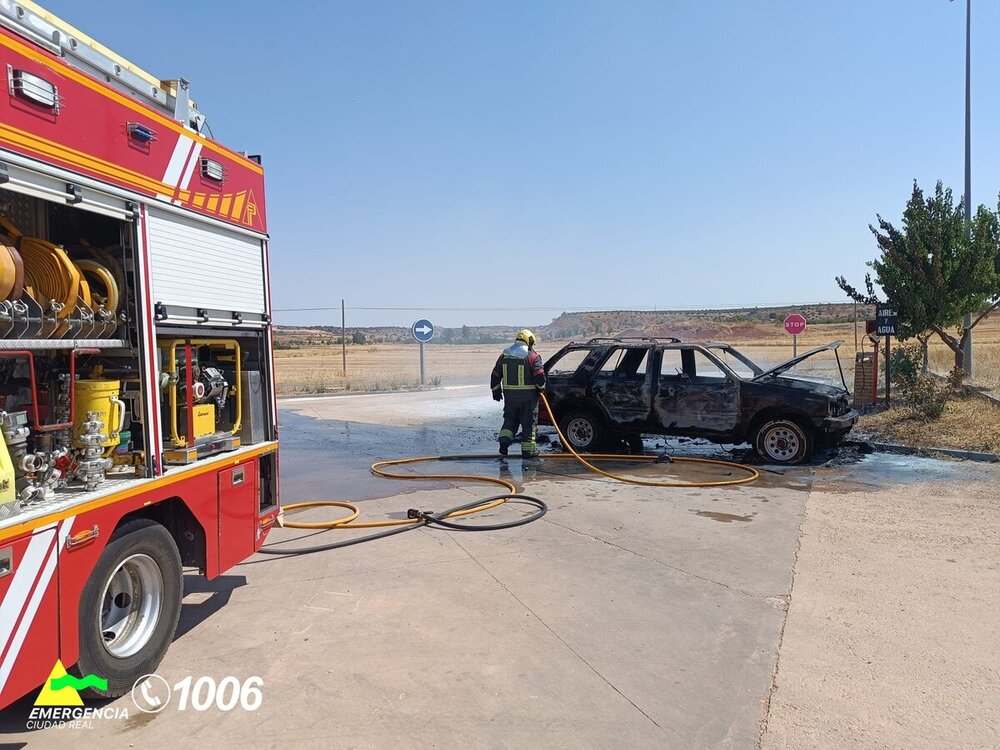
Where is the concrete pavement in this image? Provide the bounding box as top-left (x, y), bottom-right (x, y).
top-left (1, 389), bottom-right (997, 749)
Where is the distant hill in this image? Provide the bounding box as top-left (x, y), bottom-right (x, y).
top-left (275, 302), bottom-right (872, 348)
top-left (535, 303), bottom-right (872, 341)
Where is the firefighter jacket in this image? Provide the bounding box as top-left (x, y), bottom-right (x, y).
top-left (491, 341), bottom-right (545, 399)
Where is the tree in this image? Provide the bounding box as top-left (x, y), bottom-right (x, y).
top-left (837, 181), bottom-right (1000, 370)
top-left (351, 330), bottom-right (366, 345)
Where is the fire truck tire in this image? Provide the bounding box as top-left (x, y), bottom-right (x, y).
top-left (75, 519), bottom-right (183, 698)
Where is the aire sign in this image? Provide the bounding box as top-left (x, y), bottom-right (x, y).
top-left (875, 305), bottom-right (898, 337)
top-left (783, 314), bottom-right (807, 336)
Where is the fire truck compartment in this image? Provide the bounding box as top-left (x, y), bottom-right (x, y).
top-left (0, 183), bottom-right (276, 522)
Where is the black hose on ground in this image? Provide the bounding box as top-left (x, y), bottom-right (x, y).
top-left (256, 494), bottom-right (547, 557)
top-left (407, 494), bottom-right (547, 531)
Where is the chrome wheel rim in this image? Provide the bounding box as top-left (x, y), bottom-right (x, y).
top-left (762, 423), bottom-right (801, 462)
top-left (565, 417), bottom-right (595, 448)
top-left (100, 553), bottom-right (163, 658)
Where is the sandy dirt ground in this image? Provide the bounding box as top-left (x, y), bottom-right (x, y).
top-left (761, 460), bottom-right (1000, 749)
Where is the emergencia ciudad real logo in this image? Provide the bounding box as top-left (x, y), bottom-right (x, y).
top-left (27, 660), bottom-right (129, 730)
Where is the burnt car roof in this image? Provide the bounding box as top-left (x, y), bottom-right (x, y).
top-left (548, 338), bottom-right (847, 389)
top-left (565, 339), bottom-right (738, 348)
top-left (582, 337), bottom-right (682, 345)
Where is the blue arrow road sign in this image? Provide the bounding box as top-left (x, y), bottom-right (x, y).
top-left (411, 319), bottom-right (435, 343)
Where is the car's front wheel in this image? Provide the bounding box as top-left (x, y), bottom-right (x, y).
top-left (753, 418), bottom-right (811, 464)
top-left (559, 410), bottom-right (605, 453)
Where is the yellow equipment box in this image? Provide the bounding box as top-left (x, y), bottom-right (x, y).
top-left (190, 404), bottom-right (216, 440)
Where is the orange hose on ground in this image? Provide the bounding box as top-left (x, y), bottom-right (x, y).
top-left (279, 392), bottom-right (758, 530)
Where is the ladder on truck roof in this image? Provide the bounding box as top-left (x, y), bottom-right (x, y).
top-left (0, 0), bottom-right (206, 132)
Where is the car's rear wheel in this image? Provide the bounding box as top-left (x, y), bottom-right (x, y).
top-left (559, 410), bottom-right (605, 453)
top-left (753, 418), bottom-right (811, 464)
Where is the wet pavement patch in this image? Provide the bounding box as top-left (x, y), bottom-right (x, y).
top-left (279, 408), bottom-right (549, 504)
top-left (279, 409), bottom-right (499, 503)
top-left (811, 452), bottom-right (998, 494)
top-left (279, 405), bottom-right (989, 507)
top-left (694, 510), bottom-right (756, 523)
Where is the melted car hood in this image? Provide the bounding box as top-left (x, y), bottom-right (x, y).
top-left (752, 340), bottom-right (845, 381)
top-left (762, 376), bottom-right (846, 399)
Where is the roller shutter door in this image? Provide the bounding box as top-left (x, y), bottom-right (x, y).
top-left (146, 208), bottom-right (265, 315)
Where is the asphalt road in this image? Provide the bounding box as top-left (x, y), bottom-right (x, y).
top-left (1, 388), bottom-right (997, 749)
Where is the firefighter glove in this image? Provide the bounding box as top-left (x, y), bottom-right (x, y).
top-left (493, 390), bottom-right (503, 402)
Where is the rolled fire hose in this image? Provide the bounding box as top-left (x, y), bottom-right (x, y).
top-left (0, 215), bottom-right (79, 317)
top-left (0, 244), bottom-right (16, 300)
top-left (6, 243), bottom-right (24, 301)
top-left (75, 259), bottom-right (120, 315)
top-left (78, 276), bottom-right (92, 310)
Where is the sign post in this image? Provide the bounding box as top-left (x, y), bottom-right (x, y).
top-left (875, 305), bottom-right (898, 406)
top-left (783, 313), bottom-right (807, 357)
top-left (411, 318), bottom-right (435, 385)
top-left (865, 319), bottom-right (880, 405)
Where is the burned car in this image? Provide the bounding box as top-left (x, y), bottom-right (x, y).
top-left (539, 337), bottom-right (858, 464)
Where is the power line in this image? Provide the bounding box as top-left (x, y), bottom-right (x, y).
top-left (274, 300), bottom-right (851, 313)
top-left (275, 306), bottom-right (579, 312)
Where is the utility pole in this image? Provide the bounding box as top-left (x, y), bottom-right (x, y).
top-left (853, 300), bottom-right (858, 352)
top-left (341, 299), bottom-right (346, 376)
top-left (961, 0), bottom-right (974, 375)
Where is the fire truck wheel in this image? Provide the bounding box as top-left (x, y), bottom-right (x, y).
top-left (76, 519), bottom-right (183, 698)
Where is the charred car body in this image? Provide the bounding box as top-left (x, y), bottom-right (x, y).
top-left (540, 338), bottom-right (858, 463)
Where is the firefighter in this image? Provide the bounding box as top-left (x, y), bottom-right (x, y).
top-left (491, 329), bottom-right (546, 457)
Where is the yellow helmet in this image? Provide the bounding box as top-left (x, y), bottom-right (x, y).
top-left (515, 329), bottom-right (536, 348)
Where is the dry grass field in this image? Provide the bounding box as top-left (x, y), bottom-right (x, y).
top-left (274, 316), bottom-right (1000, 453)
top-left (926, 318), bottom-right (1000, 393)
top-left (274, 342), bottom-right (506, 394)
top-left (860, 393), bottom-right (1000, 453)
top-left (273, 333), bottom-right (827, 396)
top-left (275, 317), bottom-right (1000, 397)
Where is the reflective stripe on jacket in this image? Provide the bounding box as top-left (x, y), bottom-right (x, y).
top-left (491, 341), bottom-right (545, 393)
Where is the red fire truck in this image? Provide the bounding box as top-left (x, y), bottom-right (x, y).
top-left (0, 1), bottom-right (279, 708)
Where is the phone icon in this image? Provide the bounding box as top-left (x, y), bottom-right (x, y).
top-left (141, 681), bottom-right (162, 707)
top-left (131, 674), bottom-right (171, 713)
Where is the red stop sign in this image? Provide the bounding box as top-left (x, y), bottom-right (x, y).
top-left (784, 314), bottom-right (807, 335)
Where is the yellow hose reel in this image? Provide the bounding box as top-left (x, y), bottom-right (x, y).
top-left (76, 258), bottom-right (121, 315)
top-left (0, 243), bottom-right (16, 300)
top-left (0, 215), bottom-right (79, 317)
top-left (0, 215), bottom-right (121, 321)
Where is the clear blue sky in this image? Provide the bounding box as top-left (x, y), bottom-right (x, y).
top-left (40, 1), bottom-right (1000, 328)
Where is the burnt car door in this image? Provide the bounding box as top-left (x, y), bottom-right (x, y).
top-left (653, 346), bottom-right (740, 434)
top-left (590, 346), bottom-right (652, 427)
